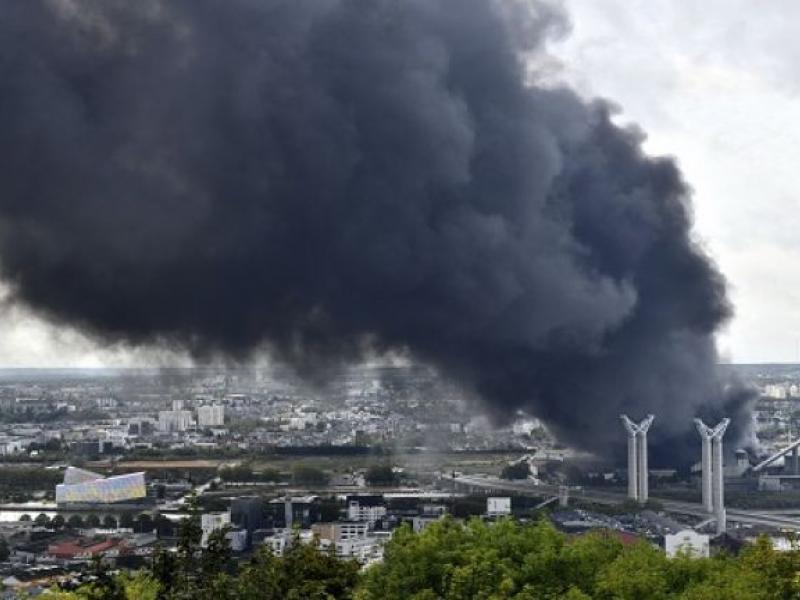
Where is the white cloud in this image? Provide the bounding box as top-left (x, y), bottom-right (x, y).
top-left (0, 283), bottom-right (190, 368)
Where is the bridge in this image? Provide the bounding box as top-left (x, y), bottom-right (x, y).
top-left (0, 501), bottom-right (159, 524)
top-left (447, 475), bottom-right (800, 531)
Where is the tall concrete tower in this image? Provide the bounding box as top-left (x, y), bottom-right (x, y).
top-left (621, 415), bottom-right (639, 500)
top-left (695, 420), bottom-right (715, 513)
top-left (621, 414), bottom-right (654, 503)
top-left (637, 415), bottom-right (654, 503)
top-left (695, 418), bottom-right (729, 535)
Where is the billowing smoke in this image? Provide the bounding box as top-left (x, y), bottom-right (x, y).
top-left (0, 0), bottom-right (753, 461)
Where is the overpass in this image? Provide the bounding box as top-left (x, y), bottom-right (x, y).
top-left (447, 475), bottom-right (800, 531)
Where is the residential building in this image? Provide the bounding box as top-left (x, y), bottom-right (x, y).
top-left (312, 521), bottom-right (369, 543)
top-left (202, 512), bottom-right (230, 545)
top-left (197, 405), bottom-right (225, 427)
top-left (158, 410), bottom-right (194, 433)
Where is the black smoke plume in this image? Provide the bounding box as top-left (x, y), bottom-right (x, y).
top-left (0, 0), bottom-right (753, 461)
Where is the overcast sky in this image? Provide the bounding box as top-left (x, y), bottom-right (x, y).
top-left (0, 0), bottom-right (797, 367)
top-left (554, 0), bottom-right (800, 364)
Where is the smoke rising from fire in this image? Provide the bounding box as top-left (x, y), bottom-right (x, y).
top-left (0, 0), bottom-right (752, 460)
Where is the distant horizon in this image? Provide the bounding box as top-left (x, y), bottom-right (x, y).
top-left (0, 361), bottom-right (797, 371)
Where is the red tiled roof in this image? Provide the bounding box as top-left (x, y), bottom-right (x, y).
top-left (47, 538), bottom-right (122, 559)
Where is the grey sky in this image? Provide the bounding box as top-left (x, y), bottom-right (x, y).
top-left (552, 0), bottom-right (800, 363)
top-left (0, 0), bottom-right (796, 366)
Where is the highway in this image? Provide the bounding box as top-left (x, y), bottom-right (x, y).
top-left (450, 475), bottom-right (800, 531)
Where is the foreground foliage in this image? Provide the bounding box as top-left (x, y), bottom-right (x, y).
top-left (358, 519), bottom-right (800, 600)
top-left (40, 517), bottom-right (800, 600)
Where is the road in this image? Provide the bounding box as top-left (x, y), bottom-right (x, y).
top-left (450, 475), bottom-right (800, 531)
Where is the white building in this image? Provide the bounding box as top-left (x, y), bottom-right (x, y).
top-left (197, 405), bottom-right (225, 427)
top-left (412, 515), bottom-right (443, 533)
top-left (486, 497), bottom-right (512, 517)
top-left (764, 384), bottom-right (788, 399)
top-left (226, 528), bottom-right (248, 552)
top-left (262, 529), bottom-right (315, 556)
top-left (347, 500), bottom-right (387, 524)
top-left (264, 530), bottom-right (292, 556)
top-left (202, 516), bottom-right (247, 552)
top-left (665, 530), bottom-right (710, 558)
top-left (0, 437), bottom-right (33, 456)
top-left (332, 536), bottom-right (385, 564)
top-left (158, 410), bottom-right (194, 433)
top-left (312, 521), bottom-right (369, 542)
top-left (201, 512), bottom-right (236, 547)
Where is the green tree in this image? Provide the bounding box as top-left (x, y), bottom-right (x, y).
top-left (45, 514), bottom-right (800, 600)
top-left (136, 513), bottom-right (155, 533)
top-left (292, 465), bottom-right (330, 486)
top-left (120, 571), bottom-right (160, 600)
top-left (359, 518), bottom-right (566, 599)
top-left (42, 570), bottom-right (159, 600)
top-left (365, 465), bottom-right (398, 487)
top-left (356, 518), bottom-right (791, 600)
top-left (236, 539), bottom-right (360, 599)
top-left (595, 542), bottom-right (671, 600)
top-left (199, 527), bottom-right (233, 594)
top-left (151, 545), bottom-right (177, 599)
top-left (156, 514), bottom-right (176, 537)
top-left (103, 515), bottom-right (118, 529)
top-left (219, 464), bottom-right (255, 482)
top-left (79, 554), bottom-right (126, 600)
top-left (51, 514), bottom-right (66, 529)
top-left (67, 514), bottom-right (84, 529)
top-left (174, 494), bottom-right (203, 597)
top-left (86, 514), bottom-right (101, 528)
top-left (120, 513), bottom-right (135, 529)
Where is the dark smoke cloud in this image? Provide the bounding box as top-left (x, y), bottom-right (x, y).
top-left (0, 0), bottom-right (752, 461)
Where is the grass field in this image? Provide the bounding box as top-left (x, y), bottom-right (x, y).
top-left (85, 450), bottom-right (528, 478)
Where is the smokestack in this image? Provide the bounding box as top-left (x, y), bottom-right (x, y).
top-left (0, 0), bottom-right (754, 459)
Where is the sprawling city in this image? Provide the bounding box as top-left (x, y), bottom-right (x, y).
top-left (0, 364), bottom-right (795, 595)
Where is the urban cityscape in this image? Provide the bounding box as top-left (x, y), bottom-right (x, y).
top-left (0, 364), bottom-right (795, 594)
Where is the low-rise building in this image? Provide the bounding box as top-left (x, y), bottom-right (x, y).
top-left (347, 496), bottom-right (387, 524)
top-left (312, 521), bottom-right (369, 543)
top-left (665, 530), bottom-right (710, 558)
top-left (486, 497), bottom-right (511, 517)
